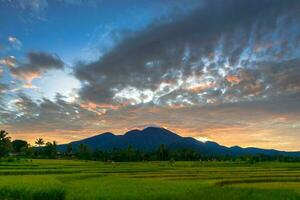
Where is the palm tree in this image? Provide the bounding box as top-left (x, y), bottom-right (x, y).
top-left (0, 130), bottom-right (10, 141)
top-left (0, 130), bottom-right (11, 157)
top-left (35, 138), bottom-right (44, 147)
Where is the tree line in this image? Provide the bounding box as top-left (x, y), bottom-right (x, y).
top-left (0, 130), bottom-right (58, 158)
top-left (1, 130), bottom-right (300, 162)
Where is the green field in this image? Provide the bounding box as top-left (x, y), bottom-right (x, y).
top-left (0, 160), bottom-right (300, 200)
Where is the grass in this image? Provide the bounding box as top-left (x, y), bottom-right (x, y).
top-left (0, 160), bottom-right (299, 199)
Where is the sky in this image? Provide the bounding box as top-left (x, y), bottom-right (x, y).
top-left (0, 0), bottom-right (300, 151)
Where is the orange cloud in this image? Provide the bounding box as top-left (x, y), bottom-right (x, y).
top-left (22, 82), bottom-right (38, 89)
top-left (11, 70), bottom-right (41, 83)
top-left (80, 102), bottom-right (120, 115)
top-left (225, 75), bottom-right (241, 84)
top-left (0, 56), bottom-right (16, 68)
top-left (186, 81), bottom-right (216, 93)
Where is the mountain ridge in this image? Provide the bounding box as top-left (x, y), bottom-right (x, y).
top-left (58, 127), bottom-right (300, 157)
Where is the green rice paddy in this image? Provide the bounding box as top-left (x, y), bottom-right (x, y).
top-left (0, 159), bottom-right (299, 200)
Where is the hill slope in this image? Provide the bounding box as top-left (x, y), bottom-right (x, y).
top-left (58, 127), bottom-right (300, 157)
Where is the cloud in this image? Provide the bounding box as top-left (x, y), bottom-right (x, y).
top-left (9, 51), bottom-right (64, 82)
top-left (8, 0), bottom-right (48, 12)
top-left (56, 0), bottom-right (102, 7)
top-left (8, 36), bottom-right (22, 50)
top-left (1, 0), bottom-right (300, 151)
top-left (75, 0), bottom-right (300, 107)
top-left (2, 0), bottom-right (48, 21)
top-left (1, 91), bottom-right (300, 150)
top-left (1, 93), bottom-right (104, 136)
top-left (0, 84), bottom-right (8, 93)
top-left (0, 56), bottom-right (16, 68)
top-left (4, 0), bottom-right (101, 14)
top-left (103, 92), bottom-right (300, 150)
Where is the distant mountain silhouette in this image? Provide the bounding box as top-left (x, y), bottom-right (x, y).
top-left (58, 127), bottom-right (300, 157)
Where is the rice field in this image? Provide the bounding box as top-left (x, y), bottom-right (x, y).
top-left (0, 159), bottom-right (300, 200)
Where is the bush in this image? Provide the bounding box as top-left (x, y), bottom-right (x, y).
top-left (0, 186), bottom-right (66, 200)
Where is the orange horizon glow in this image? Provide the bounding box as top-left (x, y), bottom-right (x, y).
top-left (6, 125), bottom-right (300, 152)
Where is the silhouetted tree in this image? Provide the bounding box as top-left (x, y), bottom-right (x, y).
top-left (157, 144), bottom-right (169, 161)
top-left (24, 145), bottom-right (34, 157)
top-left (34, 138), bottom-right (45, 157)
top-left (66, 143), bottom-right (73, 155)
top-left (125, 145), bottom-right (135, 161)
top-left (12, 140), bottom-right (28, 153)
top-left (92, 149), bottom-right (108, 161)
top-left (35, 138), bottom-right (44, 147)
top-left (43, 141), bottom-right (57, 158)
top-left (172, 148), bottom-right (200, 161)
top-left (77, 144), bottom-right (91, 160)
top-left (0, 130), bottom-right (11, 157)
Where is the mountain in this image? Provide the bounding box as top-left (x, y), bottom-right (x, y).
top-left (58, 127), bottom-right (300, 157)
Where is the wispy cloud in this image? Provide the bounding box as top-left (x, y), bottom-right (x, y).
top-left (8, 36), bottom-right (22, 50)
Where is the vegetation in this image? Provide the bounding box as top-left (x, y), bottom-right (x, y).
top-left (0, 130), bottom-right (12, 157)
top-left (1, 130), bottom-right (300, 163)
top-left (12, 139), bottom-right (28, 153)
top-left (0, 130), bottom-right (300, 199)
top-left (0, 159), bottom-right (299, 200)
top-left (35, 138), bottom-right (44, 147)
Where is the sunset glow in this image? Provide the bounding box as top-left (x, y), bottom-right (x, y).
top-left (1, 0), bottom-right (300, 151)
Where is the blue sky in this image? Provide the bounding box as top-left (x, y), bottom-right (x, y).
top-left (1, 0), bottom-right (300, 151)
top-left (0, 0), bottom-right (196, 100)
top-left (1, 0), bottom-right (192, 62)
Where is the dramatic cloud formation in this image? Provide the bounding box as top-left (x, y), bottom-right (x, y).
top-left (1, 0), bottom-right (300, 150)
top-left (2, 91), bottom-right (300, 150)
top-left (0, 93), bottom-right (104, 142)
top-left (75, 0), bottom-right (300, 107)
top-left (9, 51), bottom-right (64, 82)
top-left (100, 93), bottom-right (300, 150)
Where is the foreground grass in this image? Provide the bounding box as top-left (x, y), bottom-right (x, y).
top-left (0, 160), bottom-right (299, 200)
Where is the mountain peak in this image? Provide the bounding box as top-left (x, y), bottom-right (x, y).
top-left (58, 127), bottom-right (300, 157)
top-left (101, 132), bottom-right (115, 136)
top-left (83, 132), bottom-right (115, 140)
top-left (123, 127), bottom-right (178, 139)
top-left (142, 126), bottom-right (176, 134)
top-left (143, 126), bottom-right (165, 131)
